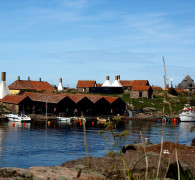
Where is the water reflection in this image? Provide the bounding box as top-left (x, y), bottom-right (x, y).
top-left (0, 119), bottom-right (194, 168)
top-left (7, 121), bottom-right (31, 129)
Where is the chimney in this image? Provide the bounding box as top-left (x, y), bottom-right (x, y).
top-left (58, 78), bottom-right (63, 91)
top-left (106, 76), bottom-right (109, 80)
top-left (18, 76), bottom-right (20, 80)
top-left (115, 76), bottom-right (118, 80)
top-left (0, 72), bottom-right (11, 99)
top-left (1, 72), bottom-right (6, 81)
top-left (28, 76), bottom-right (30, 81)
top-left (39, 78), bottom-right (41, 82)
top-left (118, 75), bottom-right (120, 81)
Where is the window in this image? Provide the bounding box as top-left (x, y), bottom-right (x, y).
top-left (139, 91), bottom-right (142, 97)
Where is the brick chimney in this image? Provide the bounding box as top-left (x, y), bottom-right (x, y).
top-left (1, 72), bottom-right (6, 81)
top-left (117, 75), bottom-right (120, 81)
top-left (106, 76), bottom-right (109, 80)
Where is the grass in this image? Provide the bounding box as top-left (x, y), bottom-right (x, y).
top-left (109, 91), bottom-right (195, 116)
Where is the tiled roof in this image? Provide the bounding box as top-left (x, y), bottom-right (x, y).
top-left (131, 85), bottom-right (151, 91)
top-left (103, 96), bottom-right (118, 104)
top-left (96, 84), bottom-right (103, 87)
top-left (1, 95), bottom-right (28, 104)
top-left (152, 86), bottom-right (162, 90)
top-left (21, 92), bottom-right (121, 105)
top-left (9, 80), bottom-right (56, 92)
top-left (175, 88), bottom-right (185, 93)
top-left (67, 94), bottom-right (86, 103)
top-left (133, 80), bottom-right (149, 86)
top-left (22, 92), bottom-right (66, 104)
top-left (85, 94), bottom-right (102, 103)
top-left (120, 80), bottom-right (134, 87)
top-left (76, 80), bottom-right (96, 88)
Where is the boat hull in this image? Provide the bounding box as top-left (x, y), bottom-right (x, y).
top-left (179, 114), bottom-right (195, 122)
top-left (5, 114), bottom-right (31, 122)
top-left (56, 117), bottom-right (74, 123)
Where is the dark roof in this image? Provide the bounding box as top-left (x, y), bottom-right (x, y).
top-left (9, 80), bottom-right (56, 92)
top-left (76, 80), bottom-right (96, 88)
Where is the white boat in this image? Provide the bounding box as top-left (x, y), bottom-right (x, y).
top-left (56, 117), bottom-right (74, 123)
top-left (5, 113), bottom-right (18, 121)
top-left (179, 104), bottom-right (195, 122)
top-left (5, 113), bottom-right (31, 122)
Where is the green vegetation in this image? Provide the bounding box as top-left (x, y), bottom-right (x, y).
top-left (0, 103), bottom-right (10, 114)
top-left (111, 90), bottom-right (195, 116)
top-left (98, 116), bottom-right (132, 179)
top-left (64, 89), bottom-right (195, 116)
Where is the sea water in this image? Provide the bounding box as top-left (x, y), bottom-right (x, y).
top-left (0, 120), bottom-right (194, 168)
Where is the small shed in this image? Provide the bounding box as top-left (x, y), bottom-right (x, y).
top-left (1, 95), bottom-right (32, 113)
top-left (76, 80), bottom-right (96, 93)
top-left (130, 86), bottom-right (153, 98)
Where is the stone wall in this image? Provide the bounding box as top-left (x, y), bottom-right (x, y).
top-left (4, 103), bottom-right (19, 113)
top-left (130, 90), bottom-right (149, 98)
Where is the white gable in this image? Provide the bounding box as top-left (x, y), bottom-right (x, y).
top-left (0, 81), bottom-right (11, 99)
top-left (111, 80), bottom-right (123, 87)
top-left (102, 80), bottom-right (112, 87)
top-left (57, 82), bottom-right (63, 91)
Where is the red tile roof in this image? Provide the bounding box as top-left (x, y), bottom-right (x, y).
top-left (103, 96), bottom-right (118, 104)
top-left (133, 80), bottom-right (149, 86)
top-left (96, 84), bottom-right (103, 87)
top-left (67, 94), bottom-right (86, 103)
top-left (21, 92), bottom-right (121, 105)
top-left (76, 80), bottom-right (96, 88)
top-left (120, 80), bottom-right (134, 87)
top-left (9, 80), bottom-right (56, 92)
top-left (175, 88), bottom-right (185, 93)
top-left (1, 95), bottom-right (28, 104)
top-left (131, 86), bottom-right (151, 91)
top-left (85, 94), bottom-right (102, 103)
top-left (152, 86), bottom-right (162, 90)
top-left (22, 92), bottom-right (66, 103)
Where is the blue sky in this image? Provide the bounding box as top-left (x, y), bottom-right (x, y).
top-left (1, 0), bottom-right (195, 88)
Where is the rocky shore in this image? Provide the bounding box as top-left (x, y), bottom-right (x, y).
top-left (0, 141), bottom-right (194, 180)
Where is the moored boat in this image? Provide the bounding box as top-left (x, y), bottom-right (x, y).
top-left (5, 113), bottom-right (31, 122)
top-left (179, 104), bottom-right (195, 122)
top-left (5, 113), bottom-right (18, 121)
top-left (56, 117), bottom-right (74, 123)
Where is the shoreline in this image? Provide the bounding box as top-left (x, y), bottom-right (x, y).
top-left (1, 114), bottom-right (166, 121)
top-left (0, 141), bottom-right (194, 179)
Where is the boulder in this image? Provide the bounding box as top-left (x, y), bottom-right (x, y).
top-left (191, 138), bottom-right (195, 146)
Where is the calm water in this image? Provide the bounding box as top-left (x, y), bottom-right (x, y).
top-left (0, 119), bottom-right (194, 168)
